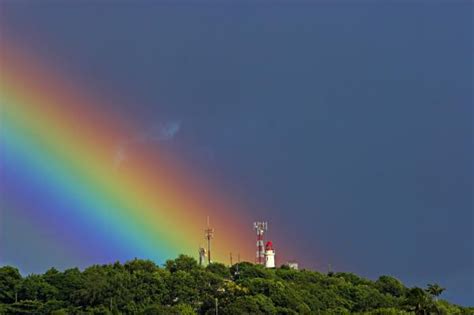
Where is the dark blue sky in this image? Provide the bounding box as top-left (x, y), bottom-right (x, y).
top-left (1, 0), bottom-right (472, 305)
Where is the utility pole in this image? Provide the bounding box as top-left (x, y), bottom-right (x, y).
top-left (235, 253), bottom-right (240, 277)
top-left (205, 216), bottom-right (214, 264)
top-left (230, 252), bottom-right (233, 265)
top-left (215, 297), bottom-right (218, 315)
top-left (328, 263), bottom-right (333, 276)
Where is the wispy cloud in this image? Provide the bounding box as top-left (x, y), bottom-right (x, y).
top-left (113, 120), bottom-right (181, 169)
top-left (113, 144), bottom-right (127, 169)
top-left (138, 121), bottom-right (181, 142)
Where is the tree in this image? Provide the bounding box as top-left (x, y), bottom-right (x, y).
top-left (350, 284), bottom-right (395, 312)
top-left (165, 255), bottom-right (199, 273)
top-left (3, 300), bottom-right (44, 315)
top-left (242, 277), bottom-right (309, 313)
top-left (305, 282), bottom-right (352, 311)
top-left (221, 294), bottom-right (276, 314)
top-left (206, 263), bottom-right (231, 279)
top-left (375, 275), bottom-right (406, 297)
top-left (230, 262), bottom-right (271, 280)
top-left (405, 287), bottom-right (434, 315)
top-left (335, 272), bottom-right (371, 286)
top-left (142, 304), bottom-right (196, 315)
top-left (0, 266), bottom-right (22, 303)
top-left (425, 283), bottom-right (445, 301)
top-left (17, 275), bottom-right (58, 302)
top-left (127, 267), bottom-right (168, 306)
top-left (0, 257), bottom-right (465, 314)
top-left (172, 304), bottom-right (196, 315)
top-left (54, 268), bottom-right (84, 303)
top-left (166, 270), bottom-right (199, 305)
top-left (124, 259), bottom-right (158, 274)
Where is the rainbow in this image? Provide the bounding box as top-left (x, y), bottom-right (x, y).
top-left (0, 43), bottom-right (256, 270)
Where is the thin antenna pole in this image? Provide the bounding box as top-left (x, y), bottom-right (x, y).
top-left (328, 263), bottom-right (333, 276)
top-left (205, 216), bottom-right (214, 264)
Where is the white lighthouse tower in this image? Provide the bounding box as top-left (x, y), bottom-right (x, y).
top-left (264, 241), bottom-right (276, 268)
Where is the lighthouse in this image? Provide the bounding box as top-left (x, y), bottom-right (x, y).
top-left (264, 241), bottom-right (276, 268)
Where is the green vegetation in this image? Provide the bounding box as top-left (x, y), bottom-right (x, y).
top-left (0, 255), bottom-right (471, 314)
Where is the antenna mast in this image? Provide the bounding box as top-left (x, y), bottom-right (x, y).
top-left (205, 216), bottom-right (214, 264)
top-left (253, 221), bottom-right (268, 265)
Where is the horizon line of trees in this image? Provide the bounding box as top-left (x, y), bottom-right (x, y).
top-left (0, 254), bottom-right (472, 315)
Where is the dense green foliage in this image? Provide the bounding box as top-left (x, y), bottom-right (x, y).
top-left (0, 255), bottom-right (471, 314)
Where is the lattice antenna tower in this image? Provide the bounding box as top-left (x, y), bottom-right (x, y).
top-left (253, 221), bottom-right (268, 265)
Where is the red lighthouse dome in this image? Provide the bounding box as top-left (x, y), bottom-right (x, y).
top-left (265, 241), bottom-right (273, 250)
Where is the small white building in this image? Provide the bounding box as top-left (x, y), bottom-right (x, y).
top-left (287, 261), bottom-right (299, 270)
top-left (198, 247), bottom-right (207, 266)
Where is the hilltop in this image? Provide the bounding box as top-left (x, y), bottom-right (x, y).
top-left (0, 255), bottom-right (471, 315)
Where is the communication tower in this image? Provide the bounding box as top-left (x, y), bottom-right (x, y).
top-left (205, 216), bottom-right (214, 264)
top-left (253, 221), bottom-right (268, 265)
